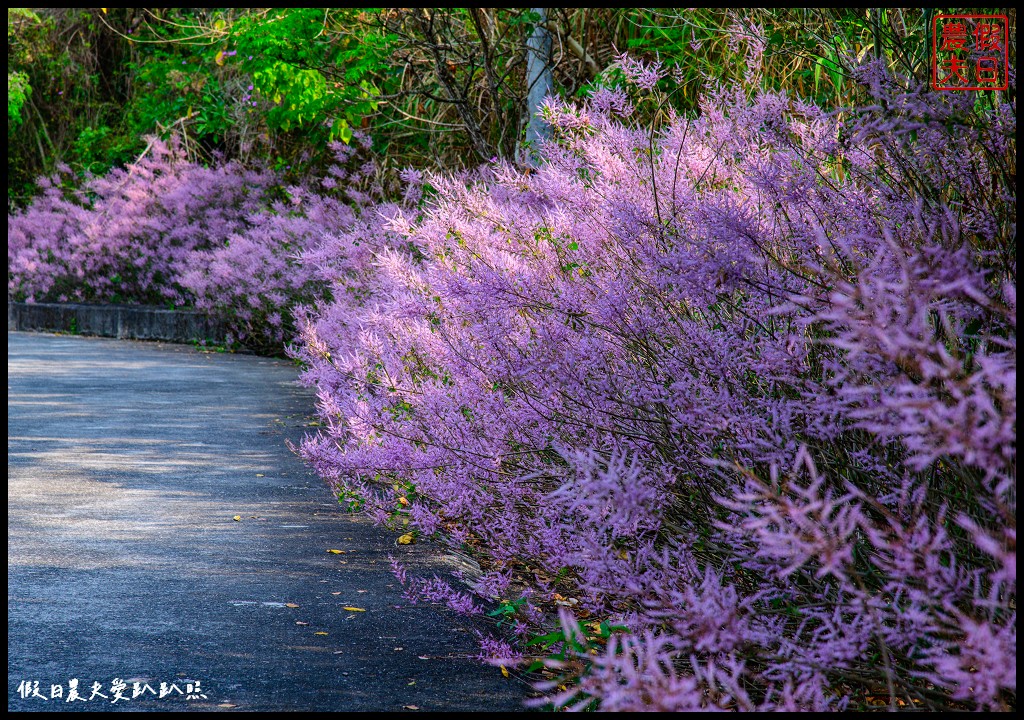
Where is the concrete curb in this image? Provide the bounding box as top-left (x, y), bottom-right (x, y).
top-left (8, 300), bottom-right (226, 344)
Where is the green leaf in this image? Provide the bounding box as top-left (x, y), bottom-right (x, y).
top-left (338, 120), bottom-right (353, 143)
top-left (526, 630), bottom-right (566, 648)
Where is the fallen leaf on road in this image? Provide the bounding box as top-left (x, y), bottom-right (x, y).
top-left (233, 515), bottom-right (242, 522)
top-left (331, 592), bottom-right (342, 596)
top-left (342, 606), bottom-right (366, 612)
top-left (404, 705), bottom-right (419, 710)
top-left (397, 533), bottom-right (415, 545)
top-left (501, 665), bottom-right (509, 678)
top-left (327, 549), bottom-right (345, 554)
top-left (314, 631), bottom-right (329, 636)
top-left (256, 473), bottom-right (265, 477)
top-left (285, 603), bottom-right (300, 608)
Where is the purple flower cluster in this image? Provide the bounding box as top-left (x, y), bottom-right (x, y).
top-left (389, 556), bottom-right (484, 615)
top-left (294, 69), bottom-right (1016, 709)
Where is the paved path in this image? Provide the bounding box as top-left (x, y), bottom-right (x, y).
top-left (8, 332), bottom-right (524, 712)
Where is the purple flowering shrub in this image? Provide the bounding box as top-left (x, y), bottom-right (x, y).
top-left (8, 137), bottom-right (276, 307)
top-left (296, 61), bottom-right (1015, 711)
top-left (181, 137), bottom-right (386, 349)
top-left (8, 135), bottom-right (381, 349)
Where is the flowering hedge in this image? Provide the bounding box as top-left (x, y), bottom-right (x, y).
top-left (294, 63), bottom-right (1016, 711)
top-left (7, 135), bottom-right (381, 351)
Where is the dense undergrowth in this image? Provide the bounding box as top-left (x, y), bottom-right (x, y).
top-left (7, 56), bottom-right (1016, 710)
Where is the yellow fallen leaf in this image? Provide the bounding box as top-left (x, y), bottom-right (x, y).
top-left (285, 603), bottom-right (299, 608)
top-left (398, 496), bottom-right (410, 506)
top-left (256, 473), bottom-right (265, 477)
top-left (328, 549), bottom-right (345, 554)
top-left (397, 533), bottom-right (415, 545)
top-left (314, 631), bottom-right (328, 636)
top-left (342, 606), bottom-right (366, 612)
top-left (500, 665), bottom-right (509, 678)
top-left (233, 515), bottom-right (242, 522)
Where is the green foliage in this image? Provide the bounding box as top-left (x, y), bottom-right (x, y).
top-left (70, 125), bottom-right (136, 174)
top-left (128, 50), bottom-right (230, 144)
top-left (338, 488), bottom-right (365, 513)
top-left (7, 11), bottom-right (38, 127)
top-left (7, 8), bottom-right (142, 205)
top-left (7, 71), bottom-right (31, 127)
top-left (487, 596), bottom-right (528, 627)
top-left (6, 7), bottom-right (38, 24)
top-left (6, 8), bottom-right (399, 204)
top-left (231, 8), bottom-right (387, 142)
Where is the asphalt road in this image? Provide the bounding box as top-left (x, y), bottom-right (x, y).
top-left (8, 332), bottom-right (525, 712)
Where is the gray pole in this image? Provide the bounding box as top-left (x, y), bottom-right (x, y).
top-left (521, 8), bottom-right (553, 165)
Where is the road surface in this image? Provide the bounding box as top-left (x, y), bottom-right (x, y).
top-left (8, 332), bottom-right (524, 712)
